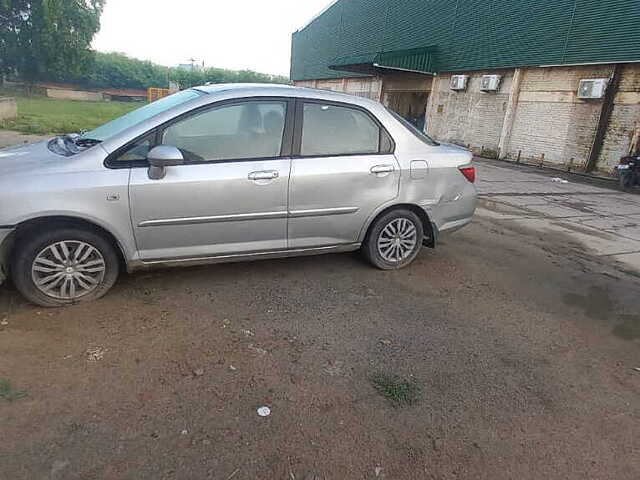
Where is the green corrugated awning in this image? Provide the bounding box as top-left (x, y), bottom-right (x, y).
top-left (329, 47), bottom-right (435, 75)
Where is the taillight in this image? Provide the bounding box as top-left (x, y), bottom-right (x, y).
top-left (459, 166), bottom-right (476, 183)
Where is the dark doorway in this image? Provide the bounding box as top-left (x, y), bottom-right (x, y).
top-left (385, 91), bottom-right (429, 130)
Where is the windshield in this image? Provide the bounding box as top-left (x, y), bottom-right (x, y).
top-left (387, 108), bottom-right (439, 146)
top-left (81, 89), bottom-right (203, 142)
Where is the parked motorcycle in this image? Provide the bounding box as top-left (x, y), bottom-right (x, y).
top-left (616, 154), bottom-right (640, 190)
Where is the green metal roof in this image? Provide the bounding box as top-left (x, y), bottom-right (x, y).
top-left (330, 47), bottom-right (436, 75)
top-left (375, 47), bottom-right (435, 73)
top-left (291, 0), bottom-right (640, 81)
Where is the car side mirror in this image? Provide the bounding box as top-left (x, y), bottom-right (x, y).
top-left (147, 145), bottom-right (184, 180)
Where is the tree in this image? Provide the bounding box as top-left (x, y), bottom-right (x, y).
top-left (0, 0), bottom-right (105, 83)
top-left (168, 67), bottom-right (289, 90)
top-left (87, 52), bottom-right (170, 90)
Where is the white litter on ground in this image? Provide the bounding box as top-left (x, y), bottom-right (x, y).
top-left (85, 346), bottom-right (106, 362)
top-left (257, 406), bottom-right (271, 417)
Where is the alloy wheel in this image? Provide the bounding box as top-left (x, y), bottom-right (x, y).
top-left (377, 218), bottom-right (418, 263)
top-left (31, 240), bottom-right (106, 300)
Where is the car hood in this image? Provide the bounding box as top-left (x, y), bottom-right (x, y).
top-left (0, 140), bottom-right (102, 177)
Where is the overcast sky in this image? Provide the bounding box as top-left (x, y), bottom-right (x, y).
top-left (92, 0), bottom-right (332, 77)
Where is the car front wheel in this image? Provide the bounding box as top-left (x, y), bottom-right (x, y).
top-left (363, 209), bottom-right (424, 270)
top-left (11, 226), bottom-right (120, 307)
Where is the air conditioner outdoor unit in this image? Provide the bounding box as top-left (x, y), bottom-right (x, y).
top-left (480, 75), bottom-right (502, 92)
top-left (577, 79), bottom-right (609, 99)
top-left (450, 75), bottom-right (469, 91)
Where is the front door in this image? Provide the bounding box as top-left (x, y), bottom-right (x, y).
top-left (288, 100), bottom-right (400, 249)
top-left (129, 99), bottom-right (292, 261)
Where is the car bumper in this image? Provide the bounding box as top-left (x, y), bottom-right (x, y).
top-left (428, 184), bottom-right (477, 236)
top-left (438, 216), bottom-right (473, 234)
top-left (0, 228), bottom-right (15, 286)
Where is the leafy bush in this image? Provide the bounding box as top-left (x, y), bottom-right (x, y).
top-left (87, 52), bottom-right (170, 90)
top-left (169, 66), bottom-right (289, 89)
top-left (61, 52), bottom-right (290, 91)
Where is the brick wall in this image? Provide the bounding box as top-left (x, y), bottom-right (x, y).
top-left (506, 65), bottom-right (614, 169)
top-left (0, 97), bottom-right (17, 121)
top-left (598, 64), bottom-right (640, 170)
top-left (427, 70), bottom-right (514, 157)
top-left (294, 64), bottom-right (640, 174)
top-left (46, 88), bottom-right (104, 102)
top-left (294, 77), bottom-right (383, 101)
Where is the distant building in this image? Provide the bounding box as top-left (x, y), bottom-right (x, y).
top-left (177, 63), bottom-right (202, 72)
top-left (291, 0), bottom-right (640, 173)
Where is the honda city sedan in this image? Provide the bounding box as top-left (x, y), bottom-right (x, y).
top-left (0, 84), bottom-right (476, 306)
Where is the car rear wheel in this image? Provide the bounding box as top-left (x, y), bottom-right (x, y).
top-left (363, 209), bottom-right (424, 270)
top-left (11, 227), bottom-right (120, 307)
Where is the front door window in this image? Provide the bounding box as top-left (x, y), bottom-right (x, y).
top-left (162, 101), bottom-right (287, 163)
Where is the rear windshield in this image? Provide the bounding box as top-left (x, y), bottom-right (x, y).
top-left (387, 108), bottom-right (439, 146)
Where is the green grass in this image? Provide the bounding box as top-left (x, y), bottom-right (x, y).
top-left (0, 88), bottom-right (139, 135)
top-left (370, 372), bottom-right (421, 407)
top-left (0, 379), bottom-right (27, 402)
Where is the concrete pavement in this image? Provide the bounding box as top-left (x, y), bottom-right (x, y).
top-left (475, 159), bottom-right (640, 272)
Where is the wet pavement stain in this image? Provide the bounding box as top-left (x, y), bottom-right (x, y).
top-left (564, 287), bottom-right (640, 340)
top-left (563, 286), bottom-right (614, 321)
top-left (612, 315), bottom-right (640, 340)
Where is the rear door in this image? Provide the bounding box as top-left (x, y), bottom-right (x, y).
top-left (288, 100), bottom-right (400, 249)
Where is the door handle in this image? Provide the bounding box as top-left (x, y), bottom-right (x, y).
top-left (248, 170), bottom-right (279, 181)
top-left (370, 165), bottom-right (395, 175)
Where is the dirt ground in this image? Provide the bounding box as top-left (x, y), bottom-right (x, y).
top-left (0, 130), bottom-right (49, 149)
top-left (1, 193), bottom-right (639, 479)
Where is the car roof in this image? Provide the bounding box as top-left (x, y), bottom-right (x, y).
top-left (192, 83), bottom-right (381, 109)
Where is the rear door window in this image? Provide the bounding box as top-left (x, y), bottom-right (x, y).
top-left (300, 103), bottom-right (390, 157)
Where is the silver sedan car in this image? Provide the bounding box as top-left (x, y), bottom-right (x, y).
top-left (0, 84), bottom-right (476, 307)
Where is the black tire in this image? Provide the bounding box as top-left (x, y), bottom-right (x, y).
top-left (363, 209), bottom-right (424, 270)
top-left (10, 227), bottom-right (120, 307)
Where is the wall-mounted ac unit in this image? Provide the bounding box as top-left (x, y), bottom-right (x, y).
top-left (450, 75), bottom-right (469, 91)
top-left (480, 75), bottom-right (502, 92)
top-left (577, 79), bottom-right (609, 99)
